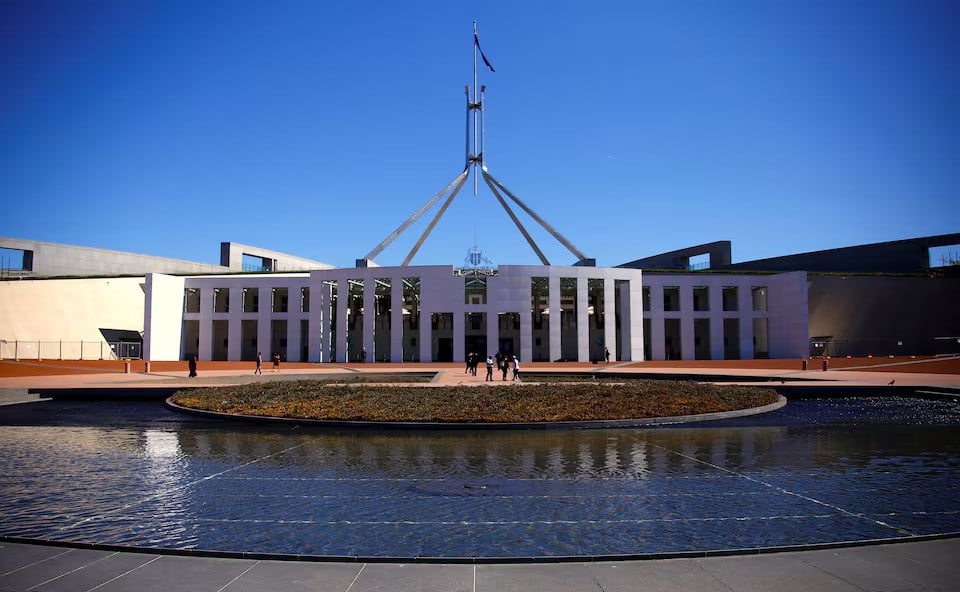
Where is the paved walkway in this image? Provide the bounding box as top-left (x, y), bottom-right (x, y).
top-left (2, 357), bottom-right (959, 391)
top-left (1, 537), bottom-right (957, 591)
top-left (1, 359), bottom-right (958, 590)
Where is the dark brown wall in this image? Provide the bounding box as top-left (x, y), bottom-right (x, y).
top-left (808, 275), bottom-right (960, 356)
top-left (728, 233), bottom-right (960, 274)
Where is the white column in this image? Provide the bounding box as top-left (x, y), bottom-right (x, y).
top-left (680, 285), bottom-right (695, 361)
top-left (520, 307), bottom-right (533, 363)
top-left (603, 277), bottom-right (616, 362)
top-left (227, 287), bottom-right (242, 360)
top-left (308, 277), bottom-right (323, 363)
top-left (453, 309), bottom-right (465, 363)
top-left (577, 277), bottom-right (589, 362)
top-left (740, 284), bottom-right (755, 359)
top-left (628, 278), bottom-right (644, 361)
top-left (486, 308), bottom-right (499, 357)
top-left (336, 281), bottom-right (349, 363)
top-left (391, 275), bottom-right (403, 362)
top-left (649, 282), bottom-right (666, 360)
top-left (194, 287), bottom-right (211, 360)
top-left (363, 278), bottom-right (375, 362)
top-left (549, 275), bottom-right (561, 362)
top-left (419, 299), bottom-right (432, 363)
top-left (709, 283), bottom-right (724, 360)
top-left (288, 310), bottom-right (302, 362)
top-left (257, 288), bottom-right (271, 360)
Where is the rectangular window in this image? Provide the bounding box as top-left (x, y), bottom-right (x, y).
top-left (468, 312), bottom-right (484, 330)
top-left (693, 286), bottom-right (709, 312)
top-left (531, 277), bottom-right (548, 330)
top-left (184, 288), bottom-right (200, 313)
top-left (723, 318), bottom-right (740, 359)
top-left (403, 277), bottom-right (420, 331)
top-left (722, 286), bottom-right (738, 312)
top-left (752, 286), bottom-right (768, 312)
top-left (272, 287), bottom-right (289, 313)
top-left (663, 286), bottom-right (680, 312)
top-left (694, 318), bottom-right (711, 359)
top-left (242, 288), bottom-right (259, 313)
top-left (753, 318), bottom-right (769, 358)
top-left (929, 244), bottom-right (960, 268)
top-left (664, 318), bottom-right (682, 359)
top-left (588, 278), bottom-right (604, 329)
top-left (642, 286), bottom-right (650, 312)
top-left (301, 287), bottom-right (310, 313)
top-left (213, 288), bottom-right (229, 313)
top-left (688, 253), bottom-right (710, 270)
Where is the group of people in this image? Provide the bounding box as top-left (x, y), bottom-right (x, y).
top-left (254, 352), bottom-right (281, 374)
top-left (481, 352), bottom-right (520, 382)
top-left (188, 351), bottom-right (283, 378)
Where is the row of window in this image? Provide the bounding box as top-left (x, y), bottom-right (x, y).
top-left (644, 285), bottom-right (767, 312)
top-left (184, 287), bottom-right (309, 314)
top-left (185, 284), bottom-right (768, 315)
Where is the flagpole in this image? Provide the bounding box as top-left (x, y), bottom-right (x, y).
top-left (472, 21), bottom-right (479, 195)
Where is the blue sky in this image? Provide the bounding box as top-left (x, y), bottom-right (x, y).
top-left (1, 0), bottom-right (958, 269)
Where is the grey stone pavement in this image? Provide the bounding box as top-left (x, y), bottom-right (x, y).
top-left (1, 538), bottom-right (958, 592)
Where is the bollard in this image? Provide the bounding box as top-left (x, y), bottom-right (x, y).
top-left (801, 359), bottom-right (807, 371)
top-left (124, 361), bottom-right (131, 374)
top-left (144, 361), bottom-right (151, 373)
top-left (822, 358), bottom-right (829, 371)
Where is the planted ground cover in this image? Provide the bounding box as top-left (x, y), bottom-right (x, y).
top-left (171, 379), bottom-right (779, 423)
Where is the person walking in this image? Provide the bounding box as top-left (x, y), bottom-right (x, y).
top-left (188, 354), bottom-right (198, 378)
top-left (272, 352), bottom-right (280, 372)
top-left (255, 352), bottom-right (262, 374)
top-left (512, 355), bottom-right (521, 381)
top-left (501, 355), bottom-right (509, 381)
top-left (485, 355), bottom-right (494, 381)
top-left (604, 347), bottom-right (610, 363)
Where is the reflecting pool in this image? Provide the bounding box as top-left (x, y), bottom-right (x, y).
top-left (0, 397), bottom-right (958, 558)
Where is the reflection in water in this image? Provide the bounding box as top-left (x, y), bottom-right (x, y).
top-left (0, 398), bottom-right (958, 558)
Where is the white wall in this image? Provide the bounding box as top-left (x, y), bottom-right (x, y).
top-left (642, 271), bottom-right (808, 360)
top-left (0, 276), bottom-right (145, 359)
top-left (143, 273), bottom-right (186, 361)
top-left (168, 273), bottom-right (312, 362)
top-left (767, 271), bottom-right (809, 358)
top-left (307, 264), bottom-right (645, 363)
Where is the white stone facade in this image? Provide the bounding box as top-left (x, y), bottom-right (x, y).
top-left (141, 265), bottom-right (808, 363)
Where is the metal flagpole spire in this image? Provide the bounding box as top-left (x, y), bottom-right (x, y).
top-left (360, 22), bottom-right (591, 267)
top-left (470, 21), bottom-right (480, 195)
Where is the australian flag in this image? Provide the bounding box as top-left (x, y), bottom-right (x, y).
top-left (474, 33), bottom-right (495, 72)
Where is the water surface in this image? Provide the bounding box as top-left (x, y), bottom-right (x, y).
top-left (0, 397), bottom-right (958, 558)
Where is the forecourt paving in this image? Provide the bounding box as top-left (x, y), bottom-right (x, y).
top-left (1, 537), bottom-right (958, 592)
top-left (0, 358), bottom-right (958, 591)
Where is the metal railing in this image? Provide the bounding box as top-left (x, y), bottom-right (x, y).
top-left (0, 267), bottom-right (34, 280)
top-left (0, 340), bottom-right (141, 360)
